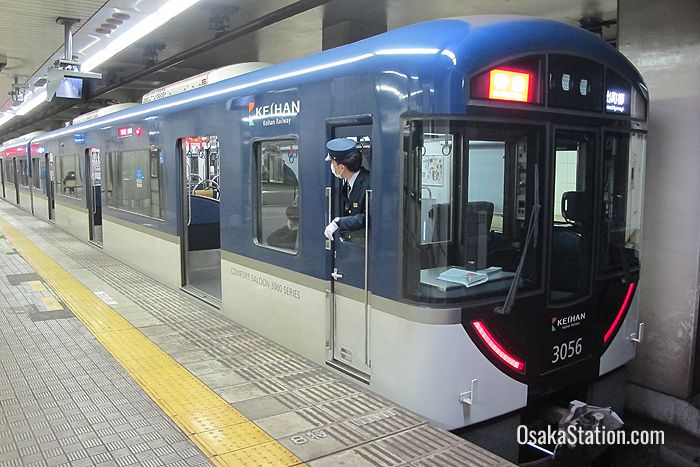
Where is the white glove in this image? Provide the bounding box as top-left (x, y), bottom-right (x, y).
top-left (324, 219), bottom-right (339, 240)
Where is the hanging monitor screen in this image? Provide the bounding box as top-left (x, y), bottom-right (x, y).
top-left (55, 77), bottom-right (84, 99)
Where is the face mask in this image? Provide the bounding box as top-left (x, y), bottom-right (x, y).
top-left (330, 163), bottom-right (343, 179)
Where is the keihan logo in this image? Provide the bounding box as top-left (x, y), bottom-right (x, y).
top-left (248, 102), bottom-right (255, 126)
top-left (551, 312), bottom-right (586, 332)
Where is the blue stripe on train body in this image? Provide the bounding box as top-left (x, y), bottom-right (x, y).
top-left (27, 16), bottom-right (645, 301)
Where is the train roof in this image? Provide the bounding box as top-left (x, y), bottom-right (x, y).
top-left (0, 131), bottom-right (44, 154)
top-left (33, 15), bottom-right (646, 144)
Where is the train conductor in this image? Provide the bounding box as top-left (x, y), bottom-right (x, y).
top-left (324, 138), bottom-right (370, 241)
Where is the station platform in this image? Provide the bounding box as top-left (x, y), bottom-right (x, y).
top-left (0, 201), bottom-right (512, 467)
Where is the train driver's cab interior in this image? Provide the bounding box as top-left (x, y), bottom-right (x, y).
top-left (403, 120), bottom-right (544, 303)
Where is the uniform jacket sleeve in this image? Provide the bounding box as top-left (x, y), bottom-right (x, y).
top-left (336, 168), bottom-right (370, 232)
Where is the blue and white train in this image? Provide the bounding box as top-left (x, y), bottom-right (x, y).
top-left (1, 15), bottom-right (647, 460)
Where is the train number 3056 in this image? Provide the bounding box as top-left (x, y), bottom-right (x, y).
top-left (552, 338), bottom-right (583, 364)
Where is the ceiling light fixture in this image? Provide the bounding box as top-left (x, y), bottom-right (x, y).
top-left (82, 0), bottom-right (205, 73)
top-left (1, 1), bottom-right (203, 131)
top-left (16, 89), bottom-right (48, 116)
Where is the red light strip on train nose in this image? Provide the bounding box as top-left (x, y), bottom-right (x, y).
top-left (472, 320), bottom-right (525, 372)
top-left (603, 283), bottom-right (636, 343)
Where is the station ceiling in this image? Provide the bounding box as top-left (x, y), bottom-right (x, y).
top-left (0, 0), bottom-right (617, 141)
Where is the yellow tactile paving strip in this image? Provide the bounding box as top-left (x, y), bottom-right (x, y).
top-left (0, 219), bottom-right (303, 467)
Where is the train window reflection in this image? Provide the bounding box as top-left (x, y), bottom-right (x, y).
top-left (404, 120), bottom-right (544, 303)
top-left (255, 139), bottom-right (299, 252)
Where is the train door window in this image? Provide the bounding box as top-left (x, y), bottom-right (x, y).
top-left (32, 158), bottom-right (42, 190)
top-left (549, 130), bottom-right (596, 303)
top-left (19, 159), bottom-right (29, 187)
top-left (404, 120), bottom-right (544, 303)
top-left (599, 132), bottom-right (645, 273)
top-left (58, 153), bottom-right (83, 198)
top-left (4, 159), bottom-right (14, 184)
top-left (254, 139), bottom-right (299, 252)
top-left (105, 149), bottom-right (165, 219)
top-left (105, 151), bottom-right (117, 208)
top-left (185, 136), bottom-right (220, 198)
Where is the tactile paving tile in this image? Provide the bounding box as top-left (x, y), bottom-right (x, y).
top-left (410, 441), bottom-right (513, 466)
top-left (192, 422), bottom-right (272, 456)
top-left (175, 405), bottom-right (249, 435)
top-left (0, 218), bottom-right (305, 467)
top-left (0, 206), bottom-right (512, 467)
top-left (216, 441), bottom-right (303, 467)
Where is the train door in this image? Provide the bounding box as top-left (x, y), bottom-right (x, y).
top-left (0, 159), bottom-right (5, 198)
top-left (86, 148), bottom-right (103, 245)
top-left (47, 153), bottom-right (56, 221)
top-left (326, 121), bottom-right (373, 379)
top-left (179, 136), bottom-right (222, 302)
top-left (545, 128), bottom-right (597, 371)
top-left (11, 157), bottom-right (19, 204)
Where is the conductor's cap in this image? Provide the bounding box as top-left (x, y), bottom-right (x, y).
top-left (325, 138), bottom-right (357, 163)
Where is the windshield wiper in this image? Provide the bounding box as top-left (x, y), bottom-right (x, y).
top-left (494, 165), bottom-right (540, 315)
top-left (618, 244), bottom-right (634, 284)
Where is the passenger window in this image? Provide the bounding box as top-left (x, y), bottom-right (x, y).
top-left (255, 139), bottom-right (299, 252)
top-left (105, 148), bottom-right (166, 219)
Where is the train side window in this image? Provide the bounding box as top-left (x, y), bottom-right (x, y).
top-left (599, 132), bottom-right (645, 273)
top-left (254, 139), bottom-right (299, 253)
top-left (104, 148), bottom-right (166, 220)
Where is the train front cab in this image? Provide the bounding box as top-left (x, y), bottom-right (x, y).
top-left (400, 54), bottom-right (647, 451)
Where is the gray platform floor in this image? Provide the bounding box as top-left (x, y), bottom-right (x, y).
top-left (0, 200), bottom-right (511, 466)
top-left (0, 232), bottom-right (210, 465)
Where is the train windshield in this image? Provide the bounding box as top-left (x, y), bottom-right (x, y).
top-left (403, 120), bottom-right (545, 303)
